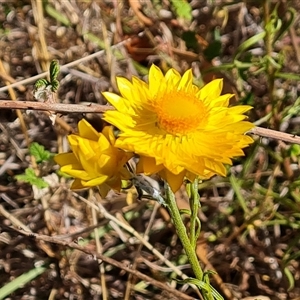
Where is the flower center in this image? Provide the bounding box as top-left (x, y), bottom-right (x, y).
top-left (154, 90), bottom-right (206, 135)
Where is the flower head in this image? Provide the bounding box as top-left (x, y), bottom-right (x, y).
top-left (55, 119), bottom-right (133, 197)
top-left (103, 65), bottom-right (254, 192)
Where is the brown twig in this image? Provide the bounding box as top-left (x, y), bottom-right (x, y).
top-left (0, 72), bottom-right (26, 92)
top-left (248, 127), bottom-right (300, 145)
top-left (128, 0), bottom-right (153, 26)
top-left (0, 39), bottom-right (129, 94)
top-left (1, 99), bottom-right (300, 146)
top-left (124, 202), bottom-right (160, 300)
top-left (1, 225), bottom-right (195, 300)
top-left (0, 61), bottom-right (30, 146)
top-left (0, 100), bottom-right (112, 114)
top-left (31, 0), bottom-right (51, 71)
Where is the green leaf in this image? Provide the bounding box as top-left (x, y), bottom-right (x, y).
top-left (179, 208), bottom-right (191, 216)
top-left (83, 32), bottom-right (106, 49)
top-left (182, 31), bottom-right (199, 52)
top-left (177, 277), bottom-right (224, 300)
top-left (275, 72), bottom-right (300, 80)
top-left (230, 174), bottom-right (249, 215)
top-left (202, 63), bottom-right (235, 74)
top-left (234, 31), bottom-right (266, 60)
top-left (204, 40), bottom-right (222, 61)
top-left (15, 168), bottom-right (49, 189)
top-left (284, 267), bottom-right (295, 291)
top-left (170, 0), bottom-right (192, 22)
top-left (0, 265), bottom-right (47, 299)
top-left (288, 144), bottom-right (300, 159)
top-left (34, 78), bottom-right (49, 90)
top-left (49, 60), bottom-right (60, 92)
top-left (49, 60), bottom-right (60, 83)
top-left (44, 3), bottom-right (71, 26)
top-left (34, 60), bottom-right (60, 95)
top-left (240, 92), bottom-right (254, 106)
top-left (51, 79), bottom-right (59, 92)
top-left (29, 142), bottom-right (51, 163)
top-left (273, 8), bottom-right (296, 43)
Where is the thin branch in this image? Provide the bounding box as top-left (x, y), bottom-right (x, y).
top-left (0, 38), bottom-right (129, 93)
top-left (1, 99), bottom-right (300, 145)
top-left (0, 225), bottom-right (195, 300)
top-left (0, 100), bottom-right (112, 114)
top-left (248, 127), bottom-right (300, 145)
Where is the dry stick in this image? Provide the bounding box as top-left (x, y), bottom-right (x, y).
top-left (31, 0), bottom-right (51, 71)
top-left (0, 205), bottom-right (55, 258)
top-left (0, 63), bottom-right (30, 146)
top-left (1, 99), bottom-right (300, 145)
top-left (0, 72), bottom-right (26, 92)
top-left (0, 205), bottom-right (32, 233)
top-left (0, 39), bottom-right (129, 94)
top-left (249, 127), bottom-right (300, 145)
top-left (76, 192), bottom-right (188, 280)
top-left (91, 194), bottom-right (202, 299)
top-left (0, 100), bottom-right (112, 114)
top-left (10, 0), bottom-right (64, 232)
top-left (3, 226), bottom-right (195, 300)
top-left (90, 192), bottom-right (108, 300)
top-left (289, 24), bottom-right (300, 66)
top-left (100, 8), bottom-right (114, 89)
top-left (124, 202), bottom-right (160, 300)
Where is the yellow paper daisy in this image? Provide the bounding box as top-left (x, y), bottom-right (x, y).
top-left (55, 119), bottom-right (133, 197)
top-left (103, 65), bottom-right (254, 192)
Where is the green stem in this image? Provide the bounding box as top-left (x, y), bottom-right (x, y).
top-left (189, 179), bottom-right (200, 249)
top-left (263, 0), bottom-right (277, 128)
top-left (165, 184), bottom-right (203, 281)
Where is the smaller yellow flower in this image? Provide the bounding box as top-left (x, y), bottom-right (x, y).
top-left (55, 119), bottom-right (133, 197)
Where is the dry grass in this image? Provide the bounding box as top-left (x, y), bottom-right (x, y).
top-left (1, 1), bottom-right (300, 299)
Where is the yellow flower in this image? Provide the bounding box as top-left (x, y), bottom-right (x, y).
top-left (55, 119), bottom-right (133, 197)
top-left (103, 65), bottom-right (254, 192)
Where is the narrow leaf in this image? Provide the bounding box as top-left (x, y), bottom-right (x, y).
top-left (0, 265), bottom-right (47, 299)
top-left (235, 31), bottom-right (266, 60)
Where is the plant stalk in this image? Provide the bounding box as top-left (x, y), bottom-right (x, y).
top-left (165, 184), bottom-right (203, 281)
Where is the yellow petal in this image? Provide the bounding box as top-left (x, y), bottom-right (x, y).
top-left (228, 105), bottom-right (253, 115)
top-left (208, 94), bottom-right (231, 107)
top-left (103, 111), bottom-right (136, 131)
top-left (78, 119), bottom-right (99, 141)
top-left (107, 176), bottom-right (122, 191)
top-left (116, 77), bottom-right (139, 111)
top-left (83, 175), bottom-right (109, 187)
top-left (165, 68), bottom-right (181, 88)
top-left (98, 183), bottom-right (111, 198)
top-left (61, 165), bottom-right (90, 180)
top-left (204, 160), bottom-right (227, 176)
top-left (197, 79), bottom-right (223, 101)
top-left (102, 126), bottom-right (116, 144)
top-left (69, 140), bottom-right (95, 165)
top-left (149, 65), bottom-right (165, 98)
top-left (159, 169), bottom-right (185, 192)
top-left (70, 179), bottom-right (86, 190)
top-left (55, 152), bottom-right (78, 167)
top-left (185, 171), bottom-right (197, 182)
top-left (137, 156), bottom-right (164, 174)
top-left (178, 69), bottom-right (193, 90)
top-left (102, 92), bottom-right (134, 115)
